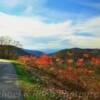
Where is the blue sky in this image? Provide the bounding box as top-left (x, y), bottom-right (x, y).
top-left (0, 0), bottom-right (100, 52)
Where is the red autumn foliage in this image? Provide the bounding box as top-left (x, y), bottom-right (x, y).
top-left (76, 58), bottom-right (84, 66)
top-left (35, 54), bottom-right (52, 65)
top-left (65, 66), bottom-right (73, 71)
top-left (90, 57), bottom-right (100, 64)
top-left (30, 56), bottom-right (37, 60)
top-left (18, 55), bottom-right (30, 62)
top-left (83, 53), bottom-right (89, 58)
top-left (95, 59), bottom-right (100, 64)
top-left (64, 73), bottom-right (76, 79)
top-left (17, 51), bottom-right (99, 81)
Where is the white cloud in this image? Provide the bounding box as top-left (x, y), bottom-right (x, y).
top-left (0, 12), bottom-right (100, 49)
top-left (67, 16), bottom-right (100, 48)
top-left (69, 36), bottom-right (100, 48)
top-left (75, 16), bottom-right (100, 36)
top-left (0, 12), bottom-right (72, 37)
top-left (0, 12), bottom-right (73, 49)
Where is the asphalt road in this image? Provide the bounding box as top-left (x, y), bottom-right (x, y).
top-left (0, 62), bottom-right (23, 100)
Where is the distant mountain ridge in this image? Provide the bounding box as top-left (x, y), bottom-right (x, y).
top-left (13, 48), bottom-right (44, 56)
top-left (24, 49), bottom-right (44, 56)
top-left (0, 45), bottom-right (44, 59)
top-left (0, 45), bottom-right (100, 59)
top-left (51, 48), bottom-right (100, 60)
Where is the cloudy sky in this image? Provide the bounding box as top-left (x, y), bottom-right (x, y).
top-left (0, 0), bottom-right (100, 52)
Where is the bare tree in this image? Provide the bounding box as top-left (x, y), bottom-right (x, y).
top-left (0, 36), bottom-right (22, 59)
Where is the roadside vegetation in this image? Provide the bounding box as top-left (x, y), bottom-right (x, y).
top-left (16, 52), bottom-right (100, 100)
top-left (13, 63), bottom-right (64, 100)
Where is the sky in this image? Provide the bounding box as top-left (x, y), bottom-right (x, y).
top-left (0, 0), bottom-right (100, 52)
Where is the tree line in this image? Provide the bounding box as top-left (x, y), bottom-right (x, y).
top-left (0, 36), bottom-right (22, 59)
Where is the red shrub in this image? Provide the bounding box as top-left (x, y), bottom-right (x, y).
top-left (65, 66), bottom-right (73, 71)
top-left (90, 57), bottom-right (100, 64)
top-left (83, 53), bottom-right (89, 58)
top-left (76, 58), bottom-right (84, 66)
top-left (35, 54), bottom-right (52, 65)
top-left (18, 55), bottom-right (30, 62)
top-left (64, 73), bottom-right (76, 79)
top-left (30, 56), bottom-right (37, 60)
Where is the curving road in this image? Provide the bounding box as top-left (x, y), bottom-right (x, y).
top-left (0, 62), bottom-right (23, 100)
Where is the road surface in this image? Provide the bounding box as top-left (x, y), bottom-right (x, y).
top-left (0, 62), bottom-right (23, 100)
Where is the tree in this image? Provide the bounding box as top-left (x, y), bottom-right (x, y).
top-left (0, 36), bottom-right (22, 59)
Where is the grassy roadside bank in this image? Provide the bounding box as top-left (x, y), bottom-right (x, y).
top-left (13, 63), bottom-right (63, 100)
top-left (13, 63), bottom-right (44, 100)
